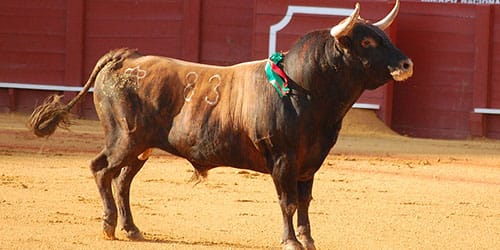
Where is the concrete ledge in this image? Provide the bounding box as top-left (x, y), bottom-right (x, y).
top-left (352, 103), bottom-right (380, 110)
top-left (474, 108), bottom-right (500, 115)
top-left (0, 82), bottom-right (93, 92)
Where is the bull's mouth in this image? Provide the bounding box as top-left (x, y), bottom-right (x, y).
top-left (389, 58), bottom-right (413, 82)
top-left (390, 68), bottom-right (413, 81)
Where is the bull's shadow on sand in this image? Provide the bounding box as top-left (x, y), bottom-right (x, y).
top-left (119, 232), bottom-right (259, 249)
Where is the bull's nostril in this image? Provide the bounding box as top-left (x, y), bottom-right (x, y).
top-left (400, 59), bottom-right (413, 71)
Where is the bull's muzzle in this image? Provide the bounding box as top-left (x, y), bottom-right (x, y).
top-left (389, 58), bottom-right (413, 81)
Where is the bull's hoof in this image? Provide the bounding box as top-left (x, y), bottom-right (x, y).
top-left (102, 230), bottom-right (117, 240)
top-left (102, 221), bottom-right (117, 240)
top-left (102, 229), bottom-right (117, 240)
top-left (297, 235), bottom-right (316, 250)
top-left (282, 240), bottom-right (305, 250)
top-left (299, 240), bottom-right (316, 250)
top-left (125, 228), bottom-right (145, 241)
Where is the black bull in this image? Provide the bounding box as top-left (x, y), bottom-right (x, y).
top-left (29, 1), bottom-right (413, 249)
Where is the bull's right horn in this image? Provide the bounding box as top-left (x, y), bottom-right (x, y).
top-left (330, 3), bottom-right (360, 39)
top-left (373, 0), bottom-right (400, 30)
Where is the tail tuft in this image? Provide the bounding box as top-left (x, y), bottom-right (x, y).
top-left (27, 95), bottom-right (72, 138)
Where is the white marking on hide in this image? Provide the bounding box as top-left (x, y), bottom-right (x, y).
top-left (184, 72), bottom-right (198, 102)
top-left (124, 66), bottom-right (147, 83)
top-left (183, 72), bottom-right (222, 106)
top-left (205, 74), bottom-right (221, 106)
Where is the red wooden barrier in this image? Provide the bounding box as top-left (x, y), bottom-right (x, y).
top-left (0, 0), bottom-right (67, 112)
top-left (1, 0), bottom-right (500, 139)
top-left (393, 2), bottom-right (500, 139)
top-left (392, 3), bottom-right (477, 138)
top-left (484, 6), bottom-right (500, 138)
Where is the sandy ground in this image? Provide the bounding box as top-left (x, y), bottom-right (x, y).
top-left (0, 110), bottom-right (499, 250)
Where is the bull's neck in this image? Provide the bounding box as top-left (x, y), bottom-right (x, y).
top-left (282, 31), bottom-right (366, 123)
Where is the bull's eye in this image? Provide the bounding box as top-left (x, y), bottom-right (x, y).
top-left (361, 37), bottom-right (377, 48)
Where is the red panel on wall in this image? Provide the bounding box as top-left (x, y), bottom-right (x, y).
top-left (0, 0), bottom-right (66, 84)
top-left (487, 116), bottom-right (500, 138)
top-left (0, 91), bottom-right (8, 113)
top-left (83, 0), bottom-right (185, 78)
top-left (489, 6), bottom-right (500, 108)
top-left (481, 6), bottom-right (500, 139)
top-left (199, 0), bottom-right (254, 66)
top-left (0, 0), bottom-right (67, 113)
top-left (392, 3), bottom-right (477, 139)
top-left (81, 0), bottom-right (187, 116)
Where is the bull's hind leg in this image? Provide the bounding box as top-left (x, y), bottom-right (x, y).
top-left (90, 150), bottom-right (121, 240)
top-left (90, 137), bottom-right (133, 240)
top-left (112, 158), bottom-right (146, 240)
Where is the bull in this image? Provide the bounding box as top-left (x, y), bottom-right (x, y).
top-left (28, 1), bottom-right (413, 249)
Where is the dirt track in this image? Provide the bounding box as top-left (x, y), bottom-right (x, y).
top-left (1, 110), bottom-right (499, 249)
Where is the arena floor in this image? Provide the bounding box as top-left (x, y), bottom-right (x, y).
top-left (1, 110), bottom-right (499, 249)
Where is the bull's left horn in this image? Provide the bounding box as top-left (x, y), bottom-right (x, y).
top-left (373, 0), bottom-right (400, 30)
top-left (330, 3), bottom-right (360, 38)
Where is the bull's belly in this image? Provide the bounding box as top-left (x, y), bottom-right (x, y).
top-left (162, 124), bottom-right (270, 174)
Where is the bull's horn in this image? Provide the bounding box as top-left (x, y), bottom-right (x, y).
top-left (330, 3), bottom-right (360, 38)
top-left (373, 0), bottom-right (400, 30)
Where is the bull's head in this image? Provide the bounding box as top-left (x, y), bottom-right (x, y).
top-left (330, 0), bottom-right (413, 89)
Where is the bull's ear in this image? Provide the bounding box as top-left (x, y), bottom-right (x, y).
top-left (330, 3), bottom-right (360, 39)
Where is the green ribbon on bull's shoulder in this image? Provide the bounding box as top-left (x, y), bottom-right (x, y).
top-left (265, 52), bottom-right (290, 98)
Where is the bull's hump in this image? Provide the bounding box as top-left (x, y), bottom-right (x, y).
top-left (229, 59), bottom-right (267, 68)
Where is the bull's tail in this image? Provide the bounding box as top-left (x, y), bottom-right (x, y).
top-left (28, 48), bottom-right (138, 137)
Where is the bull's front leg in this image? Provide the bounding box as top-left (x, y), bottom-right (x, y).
top-left (271, 155), bottom-right (303, 250)
top-left (296, 179), bottom-right (316, 250)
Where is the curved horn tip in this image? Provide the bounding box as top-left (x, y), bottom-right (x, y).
top-left (373, 0), bottom-right (400, 30)
top-left (352, 2), bottom-right (360, 15)
top-left (330, 2), bottom-right (361, 38)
